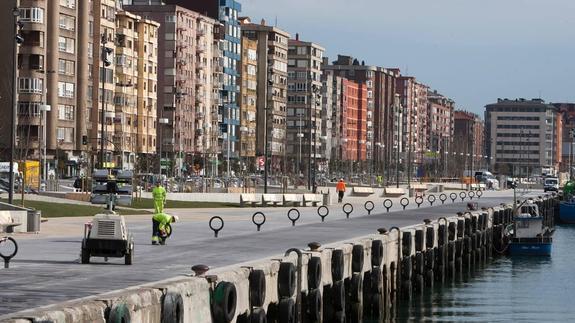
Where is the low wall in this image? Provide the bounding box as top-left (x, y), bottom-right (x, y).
top-left (1, 196), bottom-right (558, 322)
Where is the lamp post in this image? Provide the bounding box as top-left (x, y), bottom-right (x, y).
top-left (375, 142), bottom-right (382, 182)
top-left (342, 138), bottom-right (349, 179)
top-left (297, 114), bottom-right (304, 176)
top-left (158, 117), bottom-right (169, 178)
top-left (9, 7), bottom-right (23, 204)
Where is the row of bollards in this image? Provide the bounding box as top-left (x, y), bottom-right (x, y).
top-left (208, 190), bottom-right (486, 237)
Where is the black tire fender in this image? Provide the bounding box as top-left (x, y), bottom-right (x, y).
top-left (352, 245), bottom-right (364, 273)
top-left (250, 308), bottom-right (267, 323)
top-left (371, 239), bottom-right (384, 267)
top-left (331, 249), bottom-right (345, 282)
top-left (161, 292), bottom-right (184, 323)
top-left (307, 257), bottom-right (322, 290)
top-left (332, 280), bottom-right (345, 311)
top-left (278, 262), bottom-right (296, 298)
top-left (278, 298), bottom-right (295, 323)
top-left (211, 281), bottom-right (237, 323)
top-left (108, 302), bottom-right (131, 323)
top-left (349, 302), bottom-right (363, 323)
top-left (306, 288), bottom-right (322, 321)
top-left (370, 267), bottom-right (383, 294)
top-left (249, 269), bottom-right (266, 308)
top-left (349, 273), bottom-right (363, 303)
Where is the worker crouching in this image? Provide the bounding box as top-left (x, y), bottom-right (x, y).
top-left (152, 212), bottom-right (179, 245)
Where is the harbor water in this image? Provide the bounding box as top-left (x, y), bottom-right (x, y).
top-left (399, 225), bottom-right (574, 322)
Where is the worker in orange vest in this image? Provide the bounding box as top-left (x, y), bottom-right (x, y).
top-left (336, 178), bottom-right (346, 203)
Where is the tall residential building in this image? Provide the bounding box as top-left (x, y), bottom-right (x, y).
top-left (341, 79), bottom-right (368, 162)
top-left (287, 36), bottom-right (324, 176)
top-left (161, 0), bottom-right (242, 170)
top-left (427, 89), bottom-right (454, 154)
top-left (486, 98), bottom-right (560, 176)
top-left (553, 103), bottom-right (575, 172)
top-left (321, 71), bottom-right (341, 171)
top-left (323, 55), bottom-right (398, 176)
top-left (240, 18), bottom-right (289, 174)
top-left (124, 3), bottom-right (218, 176)
top-left (453, 110), bottom-right (485, 176)
top-left (238, 33), bottom-right (258, 168)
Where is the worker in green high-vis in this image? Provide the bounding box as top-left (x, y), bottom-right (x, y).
top-left (152, 212), bottom-right (179, 245)
top-left (152, 182), bottom-right (167, 214)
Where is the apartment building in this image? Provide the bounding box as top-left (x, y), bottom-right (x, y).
top-left (427, 89), bottom-right (454, 153)
top-left (553, 103), bottom-right (575, 172)
top-left (240, 19), bottom-right (289, 175)
top-left (341, 79), bottom-right (368, 162)
top-left (485, 98), bottom-right (559, 176)
top-left (321, 70), bottom-right (342, 172)
top-left (125, 3), bottom-right (218, 175)
top-left (453, 110), bottom-right (485, 176)
top-left (238, 34), bottom-right (258, 168)
top-left (287, 36), bottom-right (324, 176)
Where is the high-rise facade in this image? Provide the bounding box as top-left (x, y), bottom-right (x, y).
top-left (240, 19), bottom-right (289, 174)
top-left (453, 110), bottom-right (485, 176)
top-left (287, 36), bottom-right (324, 175)
top-left (238, 34), bottom-right (258, 167)
top-left (486, 98), bottom-right (560, 176)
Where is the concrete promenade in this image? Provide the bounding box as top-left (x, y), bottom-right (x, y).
top-left (0, 189), bottom-right (535, 316)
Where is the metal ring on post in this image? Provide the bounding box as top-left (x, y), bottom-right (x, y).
top-left (383, 199), bottom-right (393, 213)
top-left (415, 196), bottom-right (424, 208)
top-left (450, 193), bottom-right (458, 203)
top-left (439, 193), bottom-right (447, 204)
top-left (459, 191), bottom-right (467, 202)
top-left (317, 206), bottom-right (329, 222)
top-left (287, 208), bottom-right (301, 227)
top-left (343, 203), bottom-right (354, 219)
top-left (427, 194), bottom-right (436, 206)
top-left (209, 216), bottom-right (224, 238)
top-left (252, 212), bottom-right (266, 232)
top-left (400, 197), bottom-right (409, 210)
top-left (468, 191), bottom-right (475, 200)
top-left (0, 237), bottom-right (18, 269)
top-left (476, 190), bottom-right (483, 199)
top-left (364, 201), bottom-right (375, 215)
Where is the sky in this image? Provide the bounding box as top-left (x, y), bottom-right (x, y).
top-left (242, 0), bottom-right (575, 116)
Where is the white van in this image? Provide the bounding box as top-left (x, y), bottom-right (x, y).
top-left (543, 177), bottom-right (559, 192)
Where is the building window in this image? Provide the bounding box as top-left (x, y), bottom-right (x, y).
top-left (56, 127), bottom-right (74, 143)
top-left (29, 54), bottom-right (44, 70)
top-left (58, 36), bottom-right (75, 54)
top-left (58, 105), bottom-right (75, 121)
top-left (58, 59), bottom-right (75, 76)
top-left (18, 78), bottom-right (43, 94)
top-left (59, 14), bottom-right (75, 31)
top-left (18, 102), bottom-right (42, 117)
top-left (165, 15), bottom-right (176, 23)
top-left (19, 8), bottom-right (44, 23)
top-left (57, 81), bottom-right (75, 98)
top-left (59, 0), bottom-right (75, 9)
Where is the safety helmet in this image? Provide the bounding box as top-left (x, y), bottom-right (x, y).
top-left (172, 215), bottom-right (179, 223)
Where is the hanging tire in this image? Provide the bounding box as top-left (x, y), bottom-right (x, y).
top-left (414, 253), bottom-right (424, 275)
top-left (413, 274), bottom-right (424, 294)
top-left (425, 269), bottom-right (434, 288)
top-left (348, 302), bottom-right (363, 323)
top-left (371, 240), bottom-right (384, 267)
top-left (400, 280), bottom-right (412, 301)
top-left (306, 289), bottom-right (322, 321)
top-left (250, 308), bottom-right (267, 323)
top-left (332, 280), bottom-right (345, 311)
top-left (332, 249), bottom-right (345, 282)
top-left (349, 273), bottom-right (363, 303)
top-left (425, 248), bottom-right (435, 270)
top-left (278, 298), bottom-right (295, 323)
top-left (370, 267), bottom-right (383, 294)
top-left (278, 262), bottom-right (296, 298)
top-left (352, 245), bottom-right (364, 273)
top-left (308, 257), bottom-right (322, 290)
top-left (108, 303), bottom-right (131, 323)
top-left (401, 257), bottom-right (412, 281)
top-left (334, 311), bottom-right (345, 323)
top-left (212, 281), bottom-right (237, 323)
top-left (162, 292), bottom-right (184, 323)
top-left (249, 270), bottom-right (266, 307)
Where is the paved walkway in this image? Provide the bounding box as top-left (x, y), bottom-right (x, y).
top-left (0, 189), bottom-right (536, 315)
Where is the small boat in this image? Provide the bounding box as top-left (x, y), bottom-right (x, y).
top-left (508, 201), bottom-right (553, 256)
top-left (559, 197), bottom-right (575, 223)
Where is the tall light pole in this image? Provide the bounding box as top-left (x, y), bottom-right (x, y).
top-left (395, 104), bottom-right (401, 188)
top-left (40, 105), bottom-right (51, 182)
top-left (158, 117), bottom-right (169, 178)
top-left (297, 114), bottom-right (304, 176)
top-left (100, 34), bottom-right (113, 168)
top-left (9, 7), bottom-right (23, 204)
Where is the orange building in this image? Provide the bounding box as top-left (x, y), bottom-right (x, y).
top-left (341, 79), bottom-right (367, 161)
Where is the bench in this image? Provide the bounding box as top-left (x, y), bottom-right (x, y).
top-left (240, 194), bottom-right (260, 207)
top-left (0, 212), bottom-right (22, 233)
top-left (283, 194), bottom-right (302, 207)
top-left (352, 187), bottom-right (375, 196)
top-left (383, 187), bottom-right (406, 197)
top-left (303, 194), bottom-right (322, 207)
top-left (262, 194), bottom-right (283, 206)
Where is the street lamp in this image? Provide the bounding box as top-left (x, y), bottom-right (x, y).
top-left (40, 105), bottom-right (51, 182)
top-left (342, 138), bottom-right (349, 179)
top-left (9, 7), bottom-right (23, 204)
top-left (158, 117), bottom-right (169, 177)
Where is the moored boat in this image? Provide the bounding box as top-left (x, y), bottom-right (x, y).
top-left (508, 201), bottom-right (553, 256)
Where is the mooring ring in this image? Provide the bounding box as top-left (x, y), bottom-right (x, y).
top-left (415, 196), bottom-right (424, 207)
top-left (343, 203), bottom-right (354, 218)
top-left (209, 216), bottom-right (224, 238)
top-left (468, 191), bottom-right (475, 200)
top-left (383, 199), bottom-right (393, 212)
top-left (450, 193), bottom-right (458, 203)
top-left (364, 201), bottom-right (375, 215)
top-left (400, 197), bottom-right (409, 210)
top-left (427, 194), bottom-right (436, 206)
top-left (252, 212), bottom-right (266, 231)
top-left (0, 237), bottom-right (18, 261)
top-left (287, 208), bottom-right (301, 226)
top-left (317, 206), bottom-right (329, 222)
top-left (476, 190), bottom-right (483, 199)
top-left (439, 193), bottom-right (447, 204)
top-left (460, 191), bottom-right (467, 201)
